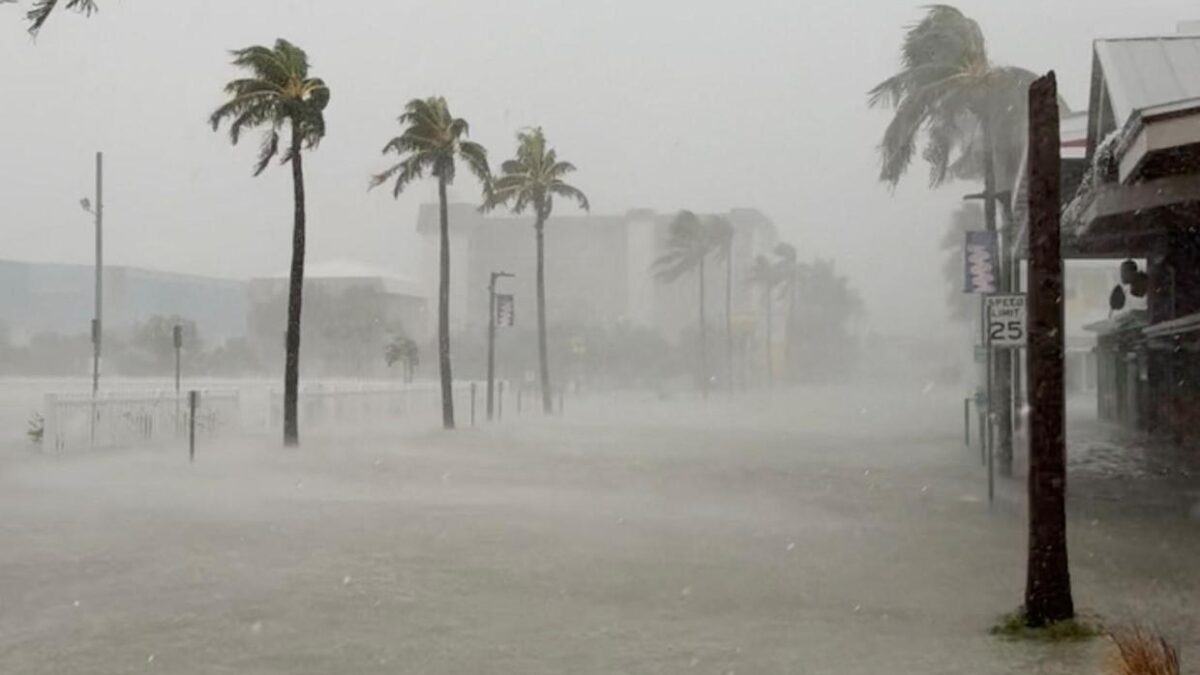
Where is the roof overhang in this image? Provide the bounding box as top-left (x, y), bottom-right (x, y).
top-left (1114, 98), bottom-right (1200, 182)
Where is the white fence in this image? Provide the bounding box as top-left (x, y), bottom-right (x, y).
top-left (42, 389), bottom-right (241, 452)
top-left (266, 381), bottom-right (497, 431)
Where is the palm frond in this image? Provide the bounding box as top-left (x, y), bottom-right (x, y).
top-left (24, 0), bottom-right (96, 35)
top-left (211, 39), bottom-right (328, 177)
top-left (254, 129), bottom-right (281, 176)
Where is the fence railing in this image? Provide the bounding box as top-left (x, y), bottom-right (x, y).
top-left (266, 381), bottom-right (495, 430)
top-left (42, 389), bottom-right (241, 452)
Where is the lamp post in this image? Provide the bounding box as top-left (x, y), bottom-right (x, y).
top-left (487, 271), bottom-right (514, 421)
top-left (80, 152), bottom-right (104, 396)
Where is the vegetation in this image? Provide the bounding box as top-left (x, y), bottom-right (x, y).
top-left (5, 0), bottom-right (97, 34)
top-left (371, 96), bottom-right (491, 430)
top-left (653, 211), bottom-right (720, 396)
top-left (870, 4), bottom-right (1039, 478)
top-left (385, 334), bottom-right (420, 384)
top-left (709, 217), bottom-right (736, 393)
top-left (485, 127), bottom-right (589, 414)
top-left (1107, 626), bottom-right (1180, 675)
top-left (990, 608), bottom-right (1101, 643)
top-left (748, 254), bottom-right (783, 385)
top-left (209, 39), bottom-right (330, 447)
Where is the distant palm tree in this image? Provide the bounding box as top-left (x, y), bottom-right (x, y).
top-left (709, 217), bottom-right (736, 393)
top-left (869, 4), bottom-right (1037, 477)
top-left (210, 39), bottom-right (330, 447)
top-left (748, 254), bottom-right (782, 387)
top-left (12, 0), bottom-right (97, 34)
top-left (653, 211), bottom-right (717, 396)
top-left (485, 127), bottom-right (589, 415)
top-left (773, 242), bottom-right (800, 381)
top-left (371, 97), bottom-right (491, 430)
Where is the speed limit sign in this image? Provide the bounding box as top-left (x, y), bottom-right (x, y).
top-left (985, 294), bottom-right (1026, 348)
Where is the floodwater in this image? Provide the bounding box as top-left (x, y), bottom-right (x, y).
top-left (0, 383), bottom-right (1196, 674)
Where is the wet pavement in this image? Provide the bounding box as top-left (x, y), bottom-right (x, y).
top-left (0, 383), bottom-right (1196, 674)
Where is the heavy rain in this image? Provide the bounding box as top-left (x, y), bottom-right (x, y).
top-left (1, 2), bottom-right (1197, 673)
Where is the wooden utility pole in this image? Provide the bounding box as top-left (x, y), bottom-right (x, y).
top-left (1024, 71), bottom-right (1074, 626)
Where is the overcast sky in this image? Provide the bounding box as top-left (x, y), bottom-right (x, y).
top-left (0, 0), bottom-right (1191, 335)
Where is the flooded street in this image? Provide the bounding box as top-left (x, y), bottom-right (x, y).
top-left (2, 383), bottom-right (1195, 674)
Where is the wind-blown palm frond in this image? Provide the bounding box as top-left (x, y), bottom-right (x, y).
top-left (370, 97), bottom-right (491, 198)
top-left (869, 5), bottom-right (1037, 189)
top-left (709, 217), bottom-right (735, 261)
top-left (210, 39), bottom-right (330, 175)
top-left (653, 211), bottom-right (713, 283)
top-left (483, 127), bottom-right (588, 219)
top-left (17, 0), bottom-right (97, 35)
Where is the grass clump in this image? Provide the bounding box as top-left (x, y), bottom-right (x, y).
top-left (990, 608), bottom-right (1103, 642)
top-left (1106, 625), bottom-right (1180, 675)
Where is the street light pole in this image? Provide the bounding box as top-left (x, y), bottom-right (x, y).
top-left (487, 271), bottom-right (514, 421)
top-left (92, 151), bottom-right (104, 397)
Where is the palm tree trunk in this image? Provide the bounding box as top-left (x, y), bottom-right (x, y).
top-left (282, 125), bottom-right (305, 447)
top-left (725, 251), bottom-right (734, 394)
top-left (786, 275), bottom-right (798, 382)
top-left (698, 257), bottom-right (708, 398)
top-left (535, 217), bottom-right (553, 414)
top-left (437, 175), bottom-right (455, 430)
top-left (764, 288), bottom-right (774, 387)
top-left (983, 118), bottom-right (1015, 477)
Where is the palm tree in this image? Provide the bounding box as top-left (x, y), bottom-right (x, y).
top-left (773, 242), bottom-right (801, 381)
top-left (869, 4), bottom-right (1036, 477)
top-left (14, 0), bottom-right (97, 34)
top-left (710, 217), bottom-right (736, 393)
top-left (653, 211), bottom-right (716, 396)
top-left (485, 127), bottom-right (589, 415)
top-left (748, 255), bottom-right (782, 387)
top-left (371, 97), bottom-right (491, 430)
top-left (210, 39), bottom-right (329, 447)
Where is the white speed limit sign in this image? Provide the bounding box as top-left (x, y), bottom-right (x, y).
top-left (985, 294), bottom-right (1026, 348)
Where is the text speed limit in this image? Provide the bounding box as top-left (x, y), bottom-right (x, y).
top-left (985, 294), bottom-right (1026, 348)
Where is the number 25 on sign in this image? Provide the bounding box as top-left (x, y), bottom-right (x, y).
top-left (985, 294), bottom-right (1026, 348)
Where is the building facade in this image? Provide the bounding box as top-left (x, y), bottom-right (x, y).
top-left (414, 204), bottom-right (780, 342)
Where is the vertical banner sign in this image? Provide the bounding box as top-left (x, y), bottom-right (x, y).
top-left (495, 294), bottom-right (515, 327)
top-left (964, 231), bottom-right (999, 294)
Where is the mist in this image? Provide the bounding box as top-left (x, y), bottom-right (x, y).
top-left (3, 1), bottom-right (1199, 673)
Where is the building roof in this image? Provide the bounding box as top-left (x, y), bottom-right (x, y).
top-left (260, 258), bottom-right (423, 298)
top-left (1095, 35), bottom-right (1200, 128)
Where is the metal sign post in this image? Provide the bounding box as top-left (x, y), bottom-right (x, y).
top-left (983, 293), bottom-right (1028, 506)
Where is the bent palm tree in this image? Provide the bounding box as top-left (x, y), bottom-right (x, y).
top-left (371, 97), bottom-right (491, 430)
top-left (9, 0), bottom-right (96, 34)
top-left (773, 242), bottom-right (800, 382)
top-left (709, 217), bottom-right (736, 393)
top-left (210, 39), bottom-right (329, 447)
top-left (485, 127), bottom-right (589, 414)
top-left (869, 4), bottom-right (1036, 477)
top-left (653, 211), bottom-right (716, 397)
top-left (748, 255), bottom-right (782, 387)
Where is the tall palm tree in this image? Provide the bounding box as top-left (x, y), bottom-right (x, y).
top-left (709, 217), bottom-right (736, 393)
top-left (485, 127), bottom-right (589, 415)
top-left (653, 211), bottom-right (716, 397)
top-left (869, 4), bottom-right (1036, 477)
top-left (371, 97), bottom-right (491, 430)
top-left (210, 39), bottom-right (329, 447)
top-left (12, 0), bottom-right (96, 34)
top-left (748, 254), bottom-right (782, 387)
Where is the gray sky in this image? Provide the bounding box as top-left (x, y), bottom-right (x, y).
top-left (0, 0), bottom-right (1191, 335)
